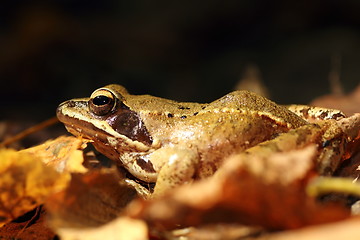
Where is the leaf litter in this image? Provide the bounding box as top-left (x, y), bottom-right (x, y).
top-left (0, 85), bottom-right (359, 239)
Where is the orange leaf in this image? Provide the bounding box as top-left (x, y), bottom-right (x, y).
top-left (0, 149), bottom-right (69, 227)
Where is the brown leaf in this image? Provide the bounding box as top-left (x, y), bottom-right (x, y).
top-left (258, 216), bottom-right (360, 240)
top-left (336, 141), bottom-right (360, 179)
top-left (55, 217), bottom-right (148, 240)
top-left (336, 113), bottom-right (360, 141)
top-left (46, 170), bottom-right (138, 229)
top-left (20, 136), bottom-right (89, 173)
top-left (167, 224), bottom-right (263, 240)
top-left (128, 145), bottom-right (349, 230)
top-left (310, 84), bottom-right (360, 116)
top-left (333, 113), bottom-right (360, 179)
top-left (0, 207), bottom-right (56, 240)
top-left (234, 64), bottom-right (270, 98)
top-left (0, 149), bottom-right (69, 227)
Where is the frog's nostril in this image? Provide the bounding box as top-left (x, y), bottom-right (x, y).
top-left (58, 100), bottom-right (75, 108)
top-left (56, 101), bottom-right (76, 120)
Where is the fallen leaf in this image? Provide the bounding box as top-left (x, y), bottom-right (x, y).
top-left (0, 206), bottom-right (56, 240)
top-left (0, 149), bottom-right (69, 227)
top-left (20, 136), bottom-right (89, 173)
top-left (167, 224), bottom-right (263, 240)
top-left (55, 217), bottom-right (148, 240)
top-left (336, 113), bottom-right (360, 141)
top-left (46, 169), bottom-right (138, 229)
top-left (257, 216), bottom-right (360, 240)
top-left (128, 145), bottom-right (349, 230)
top-left (310, 84), bottom-right (360, 116)
top-left (234, 64), bottom-right (270, 98)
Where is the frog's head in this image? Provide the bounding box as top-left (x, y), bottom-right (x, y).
top-left (56, 84), bottom-right (153, 159)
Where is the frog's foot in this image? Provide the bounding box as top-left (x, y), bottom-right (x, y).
top-left (151, 147), bottom-right (198, 198)
top-left (287, 104), bottom-right (345, 122)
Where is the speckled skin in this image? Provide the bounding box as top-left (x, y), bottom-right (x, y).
top-left (57, 84), bottom-right (308, 196)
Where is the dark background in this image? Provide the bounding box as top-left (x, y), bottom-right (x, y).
top-left (1, 0), bottom-right (359, 121)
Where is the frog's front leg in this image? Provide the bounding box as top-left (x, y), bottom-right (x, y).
top-left (150, 147), bottom-right (198, 197)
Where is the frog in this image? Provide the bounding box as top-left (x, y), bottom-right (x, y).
top-left (56, 84), bottom-right (346, 197)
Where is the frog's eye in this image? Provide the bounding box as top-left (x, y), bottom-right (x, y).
top-left (89, 89), bottom-right (116, 115)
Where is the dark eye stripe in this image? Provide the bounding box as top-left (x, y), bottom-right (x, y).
top-left (107, 108), bottom-right (153, 145)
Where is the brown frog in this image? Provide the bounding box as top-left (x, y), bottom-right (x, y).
top-left (56, 84), bottom-right (346, 197)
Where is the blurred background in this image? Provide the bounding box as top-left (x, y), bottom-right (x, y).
top-left (1, 0), bottom-right (359, 122)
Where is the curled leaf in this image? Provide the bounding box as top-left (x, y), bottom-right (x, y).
top-left (128, 145), bottom-right (349, 230)
top-left (20, 136), bottom-right (89, 173)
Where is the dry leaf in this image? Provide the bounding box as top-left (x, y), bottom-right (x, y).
top-left (310, 84), bottom-right (360, 116)
top-left (0, 207), bottom-right (56, 240)
top-left (20, 136), bottom-right (89, 173)
top-left (46, 170), bottom-right (138, 229)
top-left (336, 142), bottom-right (360, 179)
top-left (334, 113), bottom-right (360, 180)
top-left (55, 217), bottom-right (148, 240)
top-left (336, 113), bottom-right (360, 140)
top-left (128, 145), bottom-right (349, 231)
top-left (0, 149), bottom-right (69, 227)
top-left (168, 224), bottom-right (263, 240)
top-left (258, 216), bottom-right (360, 240)
top-left (234, 64), bottom-right (270, 98)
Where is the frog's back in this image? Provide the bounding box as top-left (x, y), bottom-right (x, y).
top-left (124, 94), bottom-right (208, 117)
top-left (189, 90), bottom-right (308, 178)
top-left (209, 90), bottom-right (307, 129)
top-left (126, 89), bottom-right (306, 129)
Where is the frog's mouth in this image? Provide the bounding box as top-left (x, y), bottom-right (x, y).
top-left (57, 113), bottom-right (120, 160)
top-left (57, 102), bottom-right (110, 138)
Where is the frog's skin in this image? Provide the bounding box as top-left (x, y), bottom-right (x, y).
top-left (56, 84), bottom-right (342, 197)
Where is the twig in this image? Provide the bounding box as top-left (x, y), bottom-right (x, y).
top-left (15, 205), bottom-right (42, 239)
top-left (0, 117), bottom-right (59, 148)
